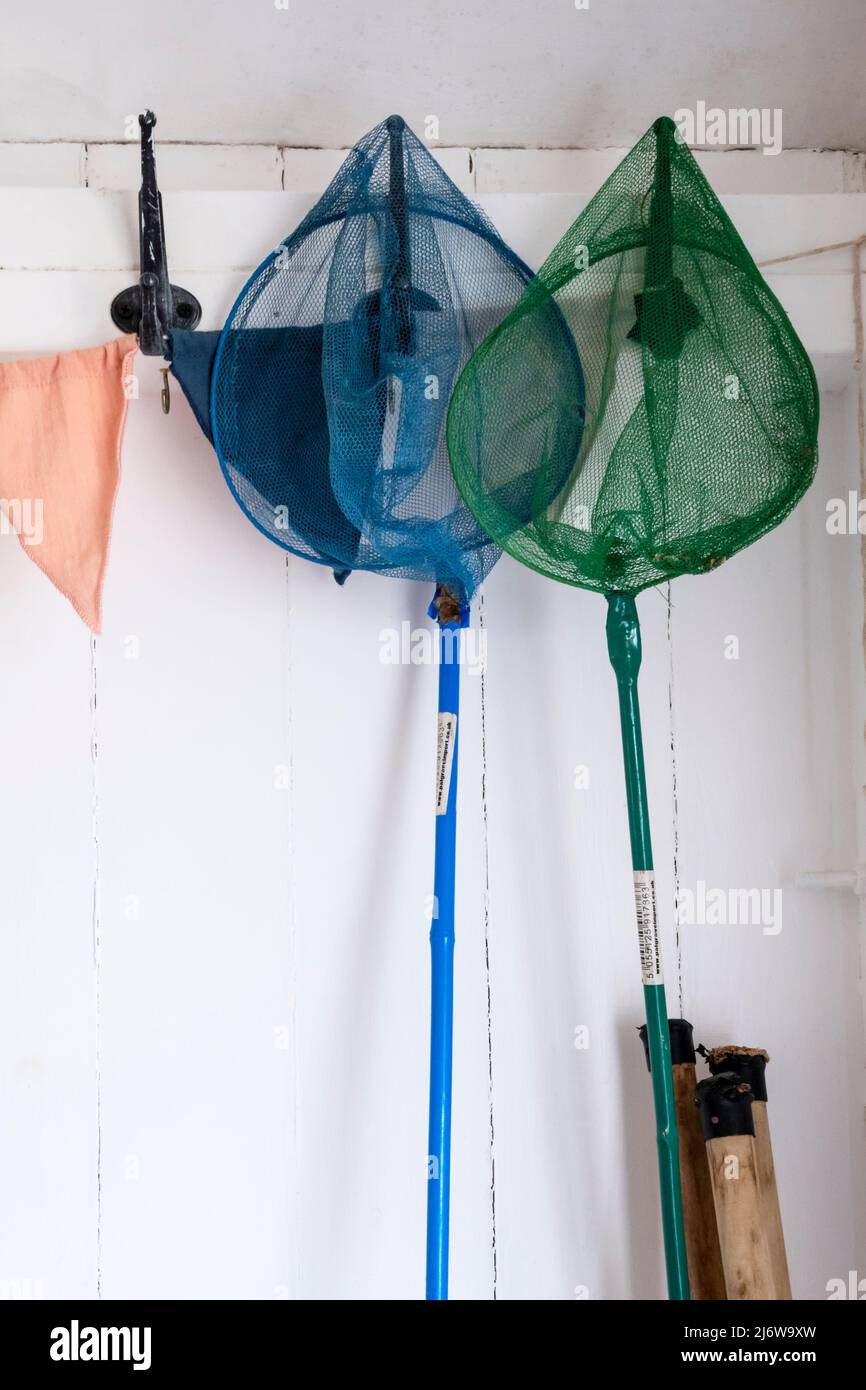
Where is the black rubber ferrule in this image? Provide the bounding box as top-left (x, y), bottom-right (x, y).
top-left (695, 1072), bottom-right (755, 1141)
top-left (707, 1049), bottom-right (768, 1103)
top-left (637, 1017), bottom-right (696, 1071)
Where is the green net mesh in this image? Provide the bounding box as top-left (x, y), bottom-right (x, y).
top-left (447, 117), bottom-right (819, 596)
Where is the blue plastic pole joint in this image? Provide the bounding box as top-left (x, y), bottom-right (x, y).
top-left (605, 593), bottom-right (690, 1301)
top-left (425, 589), bottom-right (467, 1300)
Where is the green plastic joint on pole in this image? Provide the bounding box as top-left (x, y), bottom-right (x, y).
top-left (605, 594), bottom-right (652, 869)
top-left (606, 593), bottom-right (690, 1301)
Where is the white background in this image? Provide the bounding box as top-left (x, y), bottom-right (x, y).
top-left (0, 178), bottom-right (864, 1301)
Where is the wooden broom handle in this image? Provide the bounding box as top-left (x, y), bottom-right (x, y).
top-left (673, 1061), bottom-right (726, 1300)
top-left (705, 1133), bottom-right (776, 1300)
top-left (696, 1072), bottom-right (777, 1300)
top-left (752, 1100), bottom-right (792, 1299)
top-left (706, 1047), bottom-right (791, 1300)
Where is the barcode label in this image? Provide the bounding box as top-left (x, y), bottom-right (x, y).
top-left (634, 871), bottom-right (663, 985)
top-left (435, 712), bottom-right (457, 815)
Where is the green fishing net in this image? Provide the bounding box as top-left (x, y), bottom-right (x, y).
top-left (447, 117), bottom-right (819, 595)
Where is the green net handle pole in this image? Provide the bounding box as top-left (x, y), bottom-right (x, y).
top-left (605, 593), bottom-right (690, 1300)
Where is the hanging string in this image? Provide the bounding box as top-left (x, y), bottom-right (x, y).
top-left (757, 232), bottom-right (866, 505)
top-left (649, 233), bottom-right (866, 610)
top-left (757, 233), bottom-right (866, 484)
top-left (758, 235), bottom-right (866, 269)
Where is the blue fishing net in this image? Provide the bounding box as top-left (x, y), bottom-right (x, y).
top-left (210, 115), bottom-right (550, 602)
top-left (169, 326), bottom-right (356, 580)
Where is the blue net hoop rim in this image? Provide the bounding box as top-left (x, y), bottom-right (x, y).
top-left (210, 196), bottom-right (540, 573)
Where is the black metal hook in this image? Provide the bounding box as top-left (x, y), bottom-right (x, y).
top-left (110, 111), bottom-right (201, 360)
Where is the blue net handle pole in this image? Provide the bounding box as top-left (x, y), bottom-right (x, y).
top-left (605, 594), bottom-right (690, 1301)
top-left (426, 590), bottom-right (465, 1300)
top-left (386, 114), bottom-right (413, 354)
top-left (386, 115), bottom-right (409, 282)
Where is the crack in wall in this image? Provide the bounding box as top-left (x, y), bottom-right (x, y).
top-left (0, 138), bottom-right (862, 153)
top-left (478, 592), bottom-right (498, 1299)
top-left (90, 634), bottom-right (103, 1298)
top-left (284, 554), bottom-right (301, 1296)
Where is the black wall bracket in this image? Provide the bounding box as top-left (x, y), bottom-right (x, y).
top-left (110, 111), bottom-right (202, 356)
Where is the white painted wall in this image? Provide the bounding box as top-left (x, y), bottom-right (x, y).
top-left (0, 140), bottom-right (863, 195)
top-left (2, 0), bottom-right (865, 151)
top-left (0, 185), bottom-right (864, 1301)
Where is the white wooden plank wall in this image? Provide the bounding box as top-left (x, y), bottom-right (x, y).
top-left (0, 188), bottom-right (863, 1300)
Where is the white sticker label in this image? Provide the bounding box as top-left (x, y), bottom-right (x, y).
top-left (634, 870), bottom-right (663, 985)
top-left (435, 712), bottom-right (457, 815)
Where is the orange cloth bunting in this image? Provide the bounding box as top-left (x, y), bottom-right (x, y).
top-left (0, 336), bottom-right (137, 631)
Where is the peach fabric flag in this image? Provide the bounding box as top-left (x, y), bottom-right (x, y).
top-left (0, 336), bottom-right (137, 631)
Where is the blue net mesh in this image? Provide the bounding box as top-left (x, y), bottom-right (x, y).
top-left (211, 115), bottom-right (540, 601)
